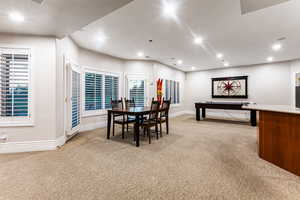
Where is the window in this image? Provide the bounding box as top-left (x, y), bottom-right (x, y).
top-left (164, 80), bottom-right (180, 104)
top-left (0, 48), bottom-right (31, 124)
top-left (71, 70), bottom-right (81, 129)
top-left (85, 73), bottom-right (103, 111)
top-left (105, 75), bottom-right (119, 109)
top-left (84, 70), bottom-right (119, 114)
top-left (128, 79), bottom-right (145, 107)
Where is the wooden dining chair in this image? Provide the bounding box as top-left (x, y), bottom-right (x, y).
top-left (111, 98), bottom-right (135, 139)
top-left (111, 98), bottom-right (123, 137)
top-left (124, 98), bottom-right (135, 132)
top-left (158, 98), bottom-right (171, 136)
top-left (125, 98), bottom-right (135, 108)
top-left (141, 98), bottom-right (160, 144)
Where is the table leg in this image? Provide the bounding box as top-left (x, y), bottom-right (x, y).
top-left (166, 116), bottom-right (169, 134)
top-left (202, 108), bottom-right (206, 118)
top-left (196, 108), bottom-right (200, 121)
top-left (134, 115), bottom-right (140, 147)
top-left (107, 110), bottom-right (112, 139)
top-left (250, 110), bottom-right (257, 127)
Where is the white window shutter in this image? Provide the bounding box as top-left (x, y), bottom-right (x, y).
top-left (129, 79), bottom-right (145, 107)
top-left (0, 49), bottom-right (30, 117)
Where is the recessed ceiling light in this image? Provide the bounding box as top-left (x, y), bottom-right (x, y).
top-left (194, 37), bottom-right (203, 45)
top-left (191, 67), bottom-right (196, 70)
top-left (32, 0), bottom-right (44, 4)
top-left (216, 53), bottom-right (224, 59)
top-left (177, 60), bottom-right (183, 65)
top-left (137, 52), bottom-right (144, 57)
top-left (162, 0), bottom-right (178, 19)
top-left (9, 11), bottom-right (24, 23)
top-left (97, 35), bottom-right (107, 43)
top-left (272, 43), bottom-right (282, 51)
top-left (267, 57), bottom-right (274, 62)
top-left (223, 62), bottom-right (229, 67)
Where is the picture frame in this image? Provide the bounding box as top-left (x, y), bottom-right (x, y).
top-left (212, 76), bottom-right (248, 98)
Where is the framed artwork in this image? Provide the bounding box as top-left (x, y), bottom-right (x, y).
top-left (212, 76), bottom-right (248, 98)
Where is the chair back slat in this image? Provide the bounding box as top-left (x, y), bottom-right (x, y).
top-left (111, 98), bottom-right (123, 109)
top-left (161, 98), bottom-right (171, 117)
top-left (149, 98), bottom-right (160, 120)
top-left (125, 98), bottom-right (135, 109)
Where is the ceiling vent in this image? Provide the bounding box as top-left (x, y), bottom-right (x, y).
top-left (240, 0), bottom-right (290, 14)
top-left (32, 0), bottom-right (44, 5)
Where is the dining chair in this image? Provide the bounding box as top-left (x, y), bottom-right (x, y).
top-left (158, 98), bottom-right (171, 136)
top-left (124, 98), bottom-right (135, 132)
top-left (125, 98), bottom-right (135, 108)
top-left (141, 98), bottom-right (160, 144)
top-left (111, 98), bottom-right (123, 137)
top-left (111, 98), bottom-right (135, 139)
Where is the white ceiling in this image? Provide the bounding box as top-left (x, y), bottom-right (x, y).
top-left (72, 0), bottom-right (300, 71)
top-left (0, 0), bottom-right (133, 38)
top-left (240, 0), bottom-right (290, 14)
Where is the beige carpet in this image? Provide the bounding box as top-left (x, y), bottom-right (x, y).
top-left (1, 115), bottom-right (300, 200)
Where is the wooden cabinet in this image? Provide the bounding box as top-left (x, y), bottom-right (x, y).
top-left (258, 111), bottom-right (300, 176)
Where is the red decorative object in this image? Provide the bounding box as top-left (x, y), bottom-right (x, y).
top-left (157, 79), bottom-right (163, 103)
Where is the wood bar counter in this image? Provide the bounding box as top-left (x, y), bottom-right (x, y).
top-left (243, 104), bottom-right (300, 176)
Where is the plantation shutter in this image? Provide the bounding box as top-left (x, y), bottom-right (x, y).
top-left (0, 49), bottom-right (30, 117)
top-left (165, 80), bottom-right (170, 101)
top-left (105, 75), bottom-right (119, 109)
top-left (85, 73), bottom-right (103, 111)
top-left (129, 79), bottom-right (145, 107)
top-left (176, 81), bottom-right (180, 104)
top-left (164, 79), bottom-right (180, 104)
top-left (170, 80), bottom-right (175, 104)
top-left (71, 70), bottom-right (81, 129)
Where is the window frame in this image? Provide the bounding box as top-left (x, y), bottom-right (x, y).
top-left (163, 79), bottom-right (181, 106)
top-left (82, 66), bottom-right (121, 117)
top-left (0, 46), bottom-right (34, 127)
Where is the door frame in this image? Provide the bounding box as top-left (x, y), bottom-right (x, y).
top-left (125, 74), bottom-right (148, 106)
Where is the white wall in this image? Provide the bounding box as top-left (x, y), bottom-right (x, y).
top-left (55, 37), bottom-right (80, 140)
top-left (78, 50), bottom-right (186, 131)
top-left (153, 63), bottom-right (186, 116)
top-left (79, 48), bottom-right (125, 129)
top-left (185, 62), bottom-right (293, 119)
top-left (0, 34), bottom-right (57, 145)
top-left (123, 60), bottom-right (155, 105)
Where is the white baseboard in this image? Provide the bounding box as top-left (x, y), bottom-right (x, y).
top-left (0, 135), bottom-right (66, 154)
top-left (56, 135), bottom-right (66, 147)
top-left (80, 121), bottom-right (107, 132)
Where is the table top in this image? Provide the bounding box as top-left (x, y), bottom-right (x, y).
top-left (195, 101), bottom-right (250, 105)
top-left (108, 106), bottom-right (154, 115)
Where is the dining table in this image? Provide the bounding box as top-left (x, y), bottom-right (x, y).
top-left (106, 106), bottom-right (167, 147)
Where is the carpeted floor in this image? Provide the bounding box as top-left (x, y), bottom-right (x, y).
top-left (1, 115), bottom-right (300, 200)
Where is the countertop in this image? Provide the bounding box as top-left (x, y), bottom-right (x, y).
top-left (242, 104), bottom-right (300, 115)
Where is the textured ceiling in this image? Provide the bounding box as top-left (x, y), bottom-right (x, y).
top-left (72, 0), bottom-right (300, 71)
top-left (0, 0), bottom-right (133, 37)
top-left (240, 0), bottom-right (290, 14)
